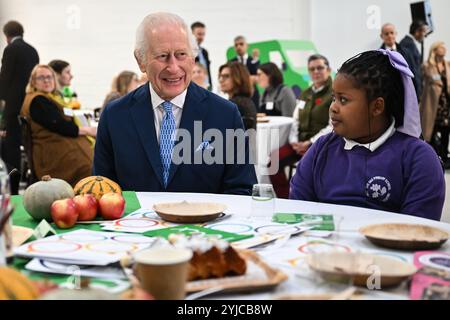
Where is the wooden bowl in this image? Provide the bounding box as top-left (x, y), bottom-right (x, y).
top-left (153, 201), bottom-right (227, 223)
top-left (306, 252), bottom-right (417, 288)
top-left (359, 223), bottom-right (449, 250)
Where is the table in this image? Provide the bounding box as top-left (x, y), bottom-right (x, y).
top-left (9, 191), bottom-right (450, 300)
top-left (256, 116), bottom-right (293, 183)
top-left (135, 192), bottom-right (450, 299)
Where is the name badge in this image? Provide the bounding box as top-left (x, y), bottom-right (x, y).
top-left (63, 108), bottom-right (74, 117)
top-left (265, 102), bottom-right (274, 110)
top-left (432, 74), bottom-right (441, 81)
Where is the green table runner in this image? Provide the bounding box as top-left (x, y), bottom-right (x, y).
top-left (9, 191), bottom-right (141, 286)
top-left (11, 191), bottom-right (141, 232)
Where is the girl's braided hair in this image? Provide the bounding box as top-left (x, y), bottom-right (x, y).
top-left (337, 50), bottom-right (404, 127)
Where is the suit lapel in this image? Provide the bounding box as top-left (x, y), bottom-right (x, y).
top-left (129, 84), bottom-right (164, 187)
top-left (167, 83), bottom-right (209, 186)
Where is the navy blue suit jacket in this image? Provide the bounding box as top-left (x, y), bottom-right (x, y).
top-left (93, 82), bottom-right (257, 195)
top-left (399, 35), bottom-right (422, 99)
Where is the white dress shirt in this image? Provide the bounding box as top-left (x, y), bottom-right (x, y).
top-left (149, 83), bottom-right (187, 143)
top-left (406, 34), bottom-right (422, 55)
top-left (343, 119), bottom-right (395, 152)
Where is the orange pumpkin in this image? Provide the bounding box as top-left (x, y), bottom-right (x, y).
top-left (0, 267), bottom-right (39, 300)
top-left (74, 176), bottom-right (122, 201)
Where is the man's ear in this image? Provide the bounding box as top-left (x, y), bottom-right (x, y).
top-left (134, 50), bottom-right (146, 73)
top-left (370, 97), bottom-right (385, 117)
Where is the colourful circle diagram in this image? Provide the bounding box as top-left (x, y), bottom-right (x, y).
top-left (114, 218), bottom-right (158, 228)
top-left (111, 235), bottom-right (156, 244)
top-left (207, 223), bottom-right (253, 234)
top-left (298, 240), bottom-right (351, 254)
top-left (254, 224), bottom-right (299, 234)
top-left (85, 242), bottom-right (138, 254)
top-left (60, 233), bottom-right (108, 242)
top-left (28, 241), bottom-right (82, 254)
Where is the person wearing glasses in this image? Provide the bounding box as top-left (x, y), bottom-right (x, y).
top-left (20, 64), bottom-right (96, 186)
top-left (256, 62), bottom-right (296, 117)
top-left (218, 61), bottom-right (257, 130)
top-left (269, 54), bottom-right (333, 198)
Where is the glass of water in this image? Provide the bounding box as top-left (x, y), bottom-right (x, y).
top-left (251, 184), bottom-right (276, 220)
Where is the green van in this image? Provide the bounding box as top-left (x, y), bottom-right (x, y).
top-left (226, 40), bottom-right (319, 97)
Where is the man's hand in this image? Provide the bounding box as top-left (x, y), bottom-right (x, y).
top-left (291, 141), bottom-right (312, 156)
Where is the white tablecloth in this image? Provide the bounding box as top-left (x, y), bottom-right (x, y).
top-left (256, 116), bottom-right (293, 183)
top-left (136, 192), bottom-right (450, 300)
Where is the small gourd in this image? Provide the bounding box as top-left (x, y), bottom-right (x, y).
top-left (74, 176), bottom-right (122, 201)
top-left (0, 267), bottom-right (39, 300)
top-left (23, 175), bottom-right (74, 221)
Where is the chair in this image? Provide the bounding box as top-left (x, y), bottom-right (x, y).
top-left (17, 116), bottom-right (37, 185)
top-left (288, 162), bottom-right (297, 181)
top-left (241, 116), bottom-right (256, 131)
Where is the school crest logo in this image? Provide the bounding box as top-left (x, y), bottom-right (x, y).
top-left (365, 176), bottom-right (391, 202)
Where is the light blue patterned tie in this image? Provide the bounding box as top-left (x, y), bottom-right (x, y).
top-left (159, 101), bottom-right (176, 187)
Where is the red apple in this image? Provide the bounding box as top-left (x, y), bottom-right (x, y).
top-left (73, 194), bottom-right (98, 221)
top-left (51, 198), bottom-right (79, 229)
top-left (98, 192), bottom-right (125, 220)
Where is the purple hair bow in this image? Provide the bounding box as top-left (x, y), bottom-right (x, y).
top-left (376, 49), bottom-right (421, 138)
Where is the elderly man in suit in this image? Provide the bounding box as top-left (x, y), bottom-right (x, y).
top-left (0, 21), bottom-right (39, 194)
top-left (94, 12), bottom-right (256, 194)
top-left (400, 20), bottom-right (428, 100)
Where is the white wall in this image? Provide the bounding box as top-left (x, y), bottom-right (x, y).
top-left (311, 0), bottom-right (450, 70)
top-left (1, 0), bottom-right (449, 108)
top-left (0, 0), bottom-right (310, 109)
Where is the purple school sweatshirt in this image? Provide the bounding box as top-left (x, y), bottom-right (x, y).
top-left (289, 132), bottom-right (445, 221)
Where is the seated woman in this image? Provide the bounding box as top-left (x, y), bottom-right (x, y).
top-left (192, 62), bottom-right (209, 89)
top-left (101, 70), bottom-right (139, 111)
top-left (270, 54), bottom-right (333, 198)
top-left (290, 50), bottom-right (445, 221)
top-left (48, 59), bottom-right (79, 108)
top-left (20, 64), bottom-right (96, 186)
top-left (256, 62), bottom-right (296, 116)
top-left (218, 62), bottom-right (257, 130)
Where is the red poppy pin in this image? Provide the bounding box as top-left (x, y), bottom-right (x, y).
top-left (315, 98), bottom-right (322, 105)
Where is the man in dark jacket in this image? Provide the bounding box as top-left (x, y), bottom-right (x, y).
top-left (231, 36), bottom-right (260, 108)
top-left (0, 21), bottom-right (39, 194)
top-left (379, 23), bottom-right (408, 59)
top-left (399, 20), bottom-right (428, 100)
top-left (191, 21), bottom-right (212, 91)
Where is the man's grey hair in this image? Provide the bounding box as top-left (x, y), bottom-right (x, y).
top-left (134, 12), bottom-right (199, 64)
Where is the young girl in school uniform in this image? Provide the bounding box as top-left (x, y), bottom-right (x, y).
top-left (289, 50), bottom-right (445, 221)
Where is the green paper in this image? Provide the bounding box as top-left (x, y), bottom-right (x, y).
top-left (144, 225), bottom-right (253, 242)
top-left (272, 213), bottom-right (335, 231)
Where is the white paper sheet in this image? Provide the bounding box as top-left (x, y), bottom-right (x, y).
top-left (14, 229), bottom-right (157, 266)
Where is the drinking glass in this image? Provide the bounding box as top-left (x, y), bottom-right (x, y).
top-left (250, 184), bottom-right (276, 220)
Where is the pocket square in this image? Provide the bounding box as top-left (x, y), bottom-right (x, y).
top-left (195, 141), bottom-right (214, 152)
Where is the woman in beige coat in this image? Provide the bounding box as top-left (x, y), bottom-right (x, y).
top-left (420, 41), bottom-right (450, 164)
